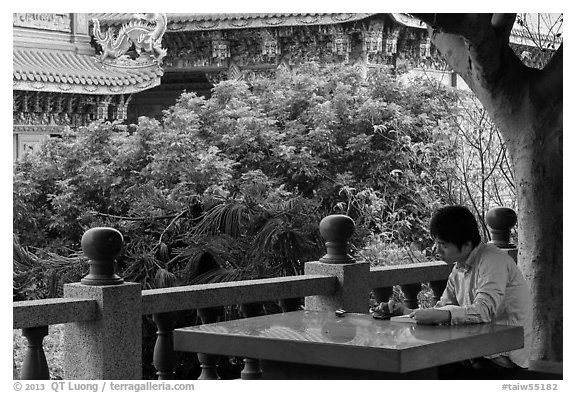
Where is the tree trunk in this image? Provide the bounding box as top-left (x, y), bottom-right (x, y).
top-left (498, 104), bottom-right (563, 361)
top-left (413, 14), bottom-right (563, 361)
top-left (479, 52), bottom-right (563, 362)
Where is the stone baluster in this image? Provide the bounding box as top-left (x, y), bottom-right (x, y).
top-left (305, 215), bottom-right (370, 313)
top-left (400, 283), bottom-right (421, 310)
top-left (20, 325), bottom-right (50, 380)
top-left (196, 307), bottom-right (223, 380)
top-left (152, 312), bottom-right (175, 380)
top-left (64, 227), bottom-right (142, 379)
top-left (241, 358), bottom-right (262, 380)
top-left (486, 207), bottom-right (518, 262)
top-left (239, 302), bottom-right (263, 380)
top-left (196, 352), bottom-right (220, 380)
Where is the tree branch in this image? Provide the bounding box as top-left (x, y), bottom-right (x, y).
top-left (411, 13), bottom-right (524, 94)
top-left (491, 14), bottom-right (516, 40)
top-left (536, 42), bottom-right (563, 101)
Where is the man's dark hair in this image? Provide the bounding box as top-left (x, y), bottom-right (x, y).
top-left (429, 205), bottom-right (481, 249)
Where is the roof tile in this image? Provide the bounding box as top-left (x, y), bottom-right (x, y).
top-left (13, 47), bottom-right (163, 95)
top-left (91, 13), bottom-right (377, 31)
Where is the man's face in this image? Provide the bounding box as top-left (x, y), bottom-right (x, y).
top-left (433, 238), bottom-right (472, 264)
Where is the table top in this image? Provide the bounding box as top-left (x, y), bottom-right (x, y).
top-left (174, 310), bottom-right (524, 373)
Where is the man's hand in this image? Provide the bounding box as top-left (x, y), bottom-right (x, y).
top-left (410, 309), bottom-right (451, 325)
top-left (376, 300), bottom-right (412, 316)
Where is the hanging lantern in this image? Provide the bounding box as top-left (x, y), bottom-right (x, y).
top-left (363, 21), bottom-right (384, 54)
top-left (419, 36), bottom-right (431, 58)
top-left (120, 95), bottom-right (132, 121)
top-left (212, 40), bottom-right (230, 60)
top-left (332, 34), bottom-right (350, 56)
top-left (363, 33), bottom-right (382, 54)
top-left (97, 104), bottom-right (107, 121)
top-left (384, 29), bottom-right (399, 56)
top-left (113, 103), bottom-right (129, 121)
top-left (96, 96), bottom-right (112, 121)
top-left (262, 30), bottom-right (280, 57)
top-left (262, 39), bottom-right (279, 57)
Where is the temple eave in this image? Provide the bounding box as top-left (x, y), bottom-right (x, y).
top-left (13, 78), bottom-right (162, 95)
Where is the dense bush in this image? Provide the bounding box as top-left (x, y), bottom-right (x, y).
top-left (13, 64), bottom-right (463, 299)
top-left (14, 64), bottom-right (486, 380)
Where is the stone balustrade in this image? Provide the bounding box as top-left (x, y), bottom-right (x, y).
top-left (141, 275), bottom-right (336, 315)
top-left (13, 298), bottom-right (98, 329)
top-left (13, 207), bottom-right (518, 380)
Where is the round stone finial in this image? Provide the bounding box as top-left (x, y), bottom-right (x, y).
top-left (319, 215), bottom-right (355, 243)
top-left (318, 214), bottom-right (355, 264)
top-left (81, 227), bottom-right (124, 286)
top-left (485, 207), bottom-right (517, 248)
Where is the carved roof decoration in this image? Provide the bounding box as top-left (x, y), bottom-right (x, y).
top-left (389, 13), bottom-right (427, 29)
top-left (91, 13), bottom-right (399, 31)
top-left (13, 47), bottom-right (164, 95)
top-left (13, 13), bottom-right (164, 96)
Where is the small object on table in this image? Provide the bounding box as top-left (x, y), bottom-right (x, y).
top-left (372, 310), bottom-right (390, 320)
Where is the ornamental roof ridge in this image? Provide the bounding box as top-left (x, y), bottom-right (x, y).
top-left (13, 47), bottom-right (163, 95)
top-left (90, 13), bottom-right (379, 31)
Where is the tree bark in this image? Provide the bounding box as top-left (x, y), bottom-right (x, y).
top-left (412, 13), bottom-right (563, 361)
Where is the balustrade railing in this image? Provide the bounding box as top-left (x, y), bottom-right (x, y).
top-left (13, 207), bottom-right (517, 380)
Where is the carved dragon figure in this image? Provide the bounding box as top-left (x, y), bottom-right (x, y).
top-left (92, 13), bottom-right (167, 64)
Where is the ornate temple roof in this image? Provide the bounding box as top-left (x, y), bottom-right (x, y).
top-left (91, 13), bottom-right (423, 31)
top-left (13, 13), bottom-right (165, 96)
top-left (13, 47), bottom-right (164, 95)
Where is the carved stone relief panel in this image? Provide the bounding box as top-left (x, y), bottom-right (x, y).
top-left (13, 13), bottom-right (71, 32)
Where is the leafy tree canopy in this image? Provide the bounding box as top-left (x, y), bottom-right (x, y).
top-left (14, 64), bottom-right (465, 298)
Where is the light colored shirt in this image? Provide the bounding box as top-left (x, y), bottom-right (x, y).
top-left (434, 243), bottom-right (533, 368)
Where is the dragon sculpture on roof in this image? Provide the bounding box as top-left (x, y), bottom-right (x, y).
top-left (92, 13), bottom-right (167, 65)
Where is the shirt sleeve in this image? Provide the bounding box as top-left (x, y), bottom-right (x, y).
top-left (438, 256), bottom-right (508, 325)
top-left (434, 268), bottom-right (458, 308)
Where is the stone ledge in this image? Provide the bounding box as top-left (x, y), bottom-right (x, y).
top-left (13, 298), bottom-right (98, 329)
top-left (369, 261), bottom-right (452, 288)
top-left (142, 274), bottom-right (336, 315)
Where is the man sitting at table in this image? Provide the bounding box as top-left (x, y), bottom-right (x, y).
top-left (377, 205), bottom-right (533, 379)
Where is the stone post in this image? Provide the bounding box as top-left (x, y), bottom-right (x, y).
top-left (486, 207), bottom-right (518, 262)
top-left (63, 227), bottom-right (142, 380)
top-left (304, 215), bottom-right (370, 313)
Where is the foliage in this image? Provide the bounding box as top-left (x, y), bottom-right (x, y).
top-left (13, 62), bottom-right (508, 380)
top-left (13, 64), bottom-right (463, 300)
top-left (447, 94), bottom-right (517, 239)
top-left (404, 71), bottom-right (517, 241)
top-left (13, 237), bottom-right (86, 301)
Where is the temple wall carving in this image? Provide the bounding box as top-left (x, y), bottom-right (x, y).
top-left (162, 17), bottom-right (446, 80)
top-left (13, 91), bottom-right (132, 130)
top-left (13, 13), bottom-right (71, 32)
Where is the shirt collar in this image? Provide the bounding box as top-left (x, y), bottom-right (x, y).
top-left (455, 243), bottom-right (484, 272)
